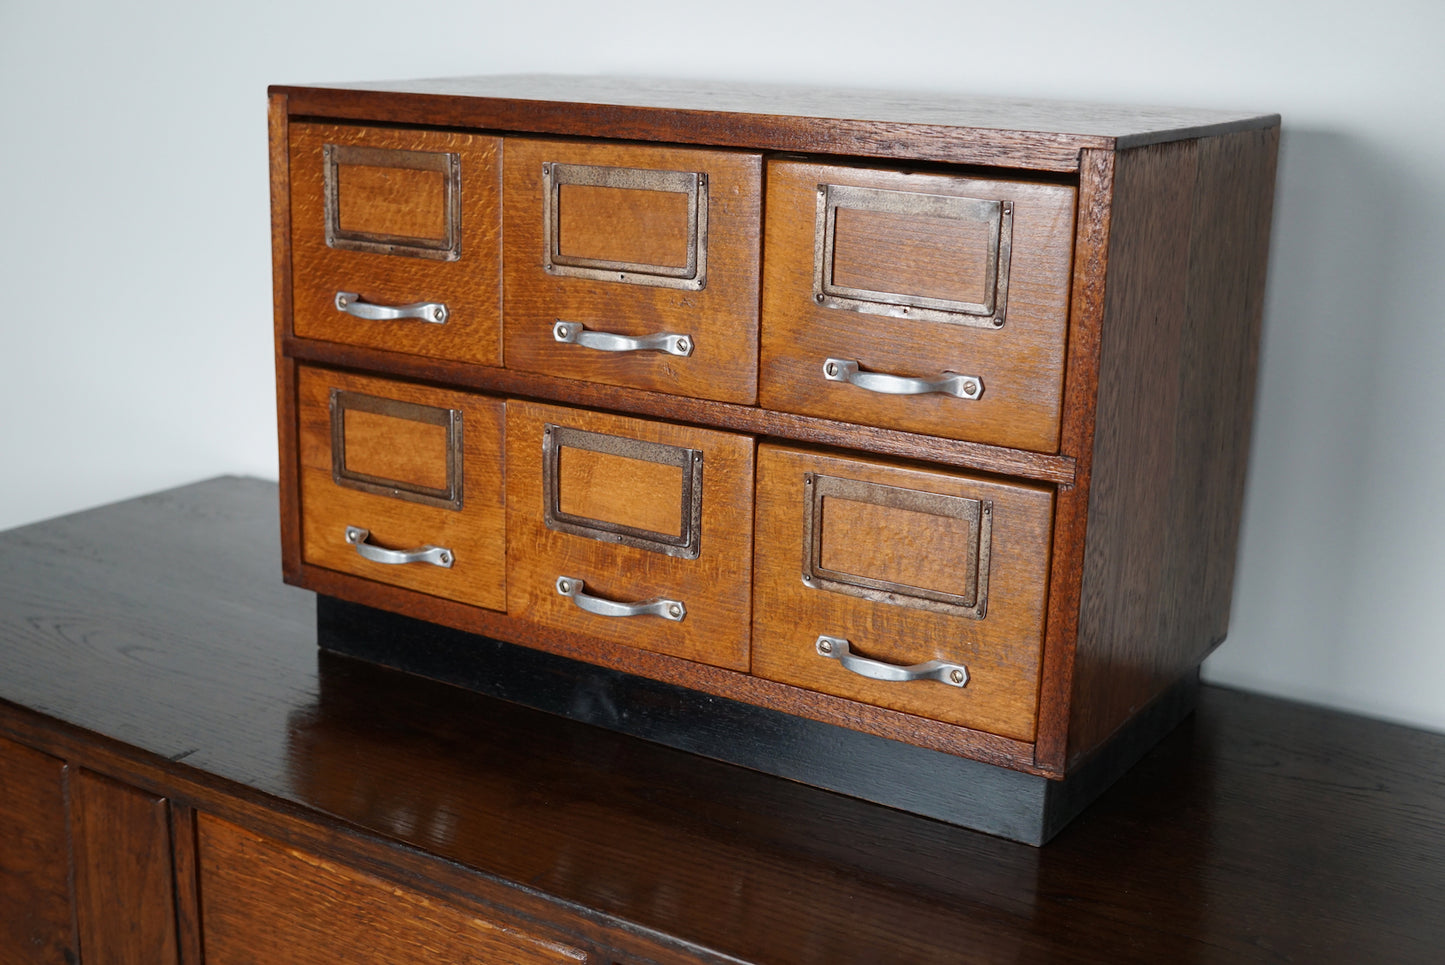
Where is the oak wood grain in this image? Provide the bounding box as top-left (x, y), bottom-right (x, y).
top-left (556, 182), bottom-right (691, 267)
top-left (197, 815), bottom-right (590, 965)
top-left (339, 407), bottom-right (451, 492)
top-left (506, 401), bottom-right (755, 671)
top-left (557, 445), bottom-right (686, 537)
top-left (503, 138), bottom-right (762, 404)
top-left (70, 770), bottom-right (178, 965)
top-left (831, 205), bottom-right (993, 306)
top-left (760, 160), bottom-right (1076, 452)
top-left (0, 736), bottom-right (74, 965)
top-left (334, 162), bottom-right (448, 240)
top-left (296, 365), bottom-right (507, 611)
top-left (818, 495), bottom-right (975, 598)
top-left (1068, 128), bottom-right (1278, 764)
top-left (282, 335), bottom-right (1079, 485)
top-left (752, 445), bottom-right (1053, 741)
top-left (289, 122), bottom-right (503, 365)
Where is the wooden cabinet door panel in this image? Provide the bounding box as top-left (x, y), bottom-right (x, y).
top-left (197, 815), bottom-right (589, 964)
top-left (0, 735), bottom-right (74, 965)
top-left (70, 770), bottom-right (179, 965)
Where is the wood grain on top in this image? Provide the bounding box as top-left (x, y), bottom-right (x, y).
top-left (273, 75), bottom-right (1279, 172)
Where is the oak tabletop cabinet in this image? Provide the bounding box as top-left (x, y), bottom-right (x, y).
top-left (266, 75), bottom-right (1280, 844)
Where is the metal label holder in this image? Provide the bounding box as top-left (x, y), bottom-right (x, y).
top-left (813, 183), bottom-right (1013, 329)
top-left (330, 390), bottom-right (464, 510)
top-left (801, 473), bottom-right (992, 619)
top-left (542, 424), bottom-right (703, 559)
top-left (324, 144), bottom-right (462, 261)
top-left (542, 162), bottom-right (708, 290)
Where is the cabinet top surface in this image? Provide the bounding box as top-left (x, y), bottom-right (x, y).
top-left (2, 478), bottom-right (1439, 962)
top-left (271, 74), bottom-right (1279, 171)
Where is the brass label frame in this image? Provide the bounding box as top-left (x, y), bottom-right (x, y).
top-left (542, 162), bottom-right (708, 290)
top-left (330, 390), bottom-right (464, 510)
top-left (323, 144), bottom-right (462, 261)
top-left (812, 183), bottom-right (1013, 328)
top-left (801, 473), bottom-right (992, 619)
top-left (542, 424), bottom-right (703, 559)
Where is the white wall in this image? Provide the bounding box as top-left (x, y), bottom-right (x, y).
top-left (3, 1), bottom-right (1442, 731)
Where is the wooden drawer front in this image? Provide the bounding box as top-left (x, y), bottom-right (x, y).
top-left (503, 138), bottom-right (762, 404)
top-left (752, 445), bottom-right (1053, 741)
top-left (197, 815), bottom-right (588, 964)
top-left (289, 123), bottom-right (503, 365)
top-left (507, 401), bottom-right (754, 670)
top-left (297, 365), bottom-right (506, 610)
top-left (759, 161), bottom-right (1075, 451)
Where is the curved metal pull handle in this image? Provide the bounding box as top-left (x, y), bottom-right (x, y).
top-left (345, 526), bottom-right (453, 568)
top-left (336, 291), bottom-right (448, 325)
top-left (815, 635), bottom-right (967, 687)
top-left (552, 321), bottom-right (694, 357)
top-left (555, 576), bottom-right (686, 621)
top-left (822, 358), bottom-right (983, 400)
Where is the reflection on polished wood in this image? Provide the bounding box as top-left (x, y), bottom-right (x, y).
top-left (1, 478), bottom-right (1442, 963)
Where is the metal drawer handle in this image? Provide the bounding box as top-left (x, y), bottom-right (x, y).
top-left (822, 358), bottom-right (983, 400)
top-left (335, 291), bottom-right (448, 325)
top-left (552, 321), bottom-right (694, 357)
top-left (344, 526), bottom-right (453, 568)
top-left (555, 576), bottom-right (686, 621)
top-left (815, 635), bottom-right (968, 687)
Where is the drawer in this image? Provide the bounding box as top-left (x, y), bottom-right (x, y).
top-left (197, 815), bottom-right (589, 964)
top-left (506, 401), bottom-right (754, 670)
top-left (289, 123), bottom-right (503, 365)
top-left (502, 138), bottom-right (762, 404)
top-left (759, 161), bottom-right (1075, 452)
top-left (751, 444), bottom-right (1053, 741)
top-left (297, 365), bottom-right (506, 610)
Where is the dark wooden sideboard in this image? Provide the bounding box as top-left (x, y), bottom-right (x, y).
top-left (2, 478), bottom-right (1444, 964)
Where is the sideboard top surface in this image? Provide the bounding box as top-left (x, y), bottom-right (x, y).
top-left (1, 478), bottom-right (1442, 963)
top-left (270, 74), bottom-right (1280, 171)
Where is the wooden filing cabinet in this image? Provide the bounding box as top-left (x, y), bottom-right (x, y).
top-left (268, 76), bottom-right (1279, 842)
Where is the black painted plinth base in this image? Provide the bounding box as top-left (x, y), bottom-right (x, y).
top-left (317, 595), bottom-right (1199, 845)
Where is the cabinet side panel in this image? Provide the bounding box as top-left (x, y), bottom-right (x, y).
top-left (1177, 127), bottom-right (1279, 647)
top-left (1069, 128), bottom-right (1278, 764)
top-left (0, 735), bottom-right (75, 964)
top-left (71, 770), bottom-right (179, 965)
